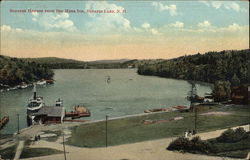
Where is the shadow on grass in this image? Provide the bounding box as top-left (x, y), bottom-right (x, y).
top-left (0, 143), bottom-right (17, 159)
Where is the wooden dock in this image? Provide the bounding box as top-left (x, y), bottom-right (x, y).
top-left (65, 105), bottom-right (91, 119)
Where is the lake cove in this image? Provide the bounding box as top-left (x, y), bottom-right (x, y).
top-left (0, 69), bottom-right (212, 134)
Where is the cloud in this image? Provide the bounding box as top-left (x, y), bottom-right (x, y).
top-left (199, 1), bottom-right (209, 6)
top-left (142, 23), bottom-right (151, 29)
top-left (211, 1), bottom-right (222, 9)
top-left (15, 28), bottom-right (23, 33)
top-left (32, 12), bottom-right (39, 17)
top-left (199, 1), bottom-right (245, 12)
top-left (152, 2), bottom-right (177, 16)
top-left (31, 12), bottom-right (76, 32)
top-left (84, 1), bottom-right (132, 34)
top-left (1, 25), bottom-right (12, 32)
top-left (140, 22), bottom-right (161, 35)
top-left (217, 23), bottom-right (247, 33)
top-left (170, 21), bottom-right (184, 28)
top-left (185, 22), bottom-right (247, 33)
top-left (198, 20), bottom-right (211, 28)
top-left (226, 23), bottom-right (241, 32)
top-left (79, 4), bottom-right (163, 36)
top-left (224, 2), bottom-right (240, 12)
top-left (1, 25), bottom-right (23, 33)
top-left (150, 28), bottom-right (160, 35)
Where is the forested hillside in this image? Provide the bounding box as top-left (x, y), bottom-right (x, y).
top-left (0, 55), bottom-right (54, 88)
top-left (137, 49), bottom-right (249, 85)
top-left (23, 57), bottom-right (86, 69)
top-left (23, 57), bottom-right (139, 69)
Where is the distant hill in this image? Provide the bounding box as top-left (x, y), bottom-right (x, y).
top-left (23, 57), bottom-right (84, 64)
top-left (23, 57), bottom-right (139, 69)
top-left (89, 59), bottom-right (131, 64)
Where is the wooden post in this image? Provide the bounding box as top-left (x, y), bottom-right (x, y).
top-left (106, 115), bottom-right (108, 147)
top-left (195, 106), bottom-right (197, 132)
top-left (17, 114), bottom-right (20, 134)
top-left (62, 127), bottom-right (67, 160)
top-left (249, 104), bottom-right (250, 132)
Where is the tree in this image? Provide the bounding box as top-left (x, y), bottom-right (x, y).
top-left (212, 81), bottom-right (231, 102)
top-left (231, 74), bottom-right (240, 86)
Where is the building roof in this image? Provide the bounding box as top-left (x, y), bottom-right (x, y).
top-left (33, 106), bottom-right (64, 117)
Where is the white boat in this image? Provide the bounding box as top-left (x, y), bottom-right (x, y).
top-left (27, 84), bottom-right (44, 111)
top-left (20, 84), bottom-right (28, 89)
top-left (37, 80), bottom-right (46, 85)
top-left (27, 84), bottom-right (45, 126)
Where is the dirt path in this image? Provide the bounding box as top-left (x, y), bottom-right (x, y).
top-left (21, 125), bottom-right (249, 160)
top-left (14, 140), bottom-right (25, 160)
top-left (16, 123), bottom-right (81, 140)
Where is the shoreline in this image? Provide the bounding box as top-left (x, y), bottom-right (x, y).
top-left (0, 108), bottom-right (180, 136)
top-left (0, 80), bottom-right (54, 93)
top-left (12, 111), bottom-right (176, 137)
top-left (2, 104), bottom-right (248, 137)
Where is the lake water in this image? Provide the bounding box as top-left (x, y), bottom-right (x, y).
top-left (0, 69), bottom-right (212, 134)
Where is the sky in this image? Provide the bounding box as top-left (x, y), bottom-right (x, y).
top-left (0, 1), bottom-right (249, 61)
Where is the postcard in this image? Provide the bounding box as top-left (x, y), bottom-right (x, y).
top-left (0, 0), bottom-right (249, 160)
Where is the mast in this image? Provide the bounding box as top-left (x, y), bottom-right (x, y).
top-left (33, 83), bottom-right (37, 100)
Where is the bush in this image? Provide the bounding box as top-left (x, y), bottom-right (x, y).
top-left (191, 136), bottom-right (201, 143)
top-left (167, 137), bottom-right (190, 151)
top-left (167, 128), bottom-right (250, 158)
top-left (167, 136), bottom-right (212, 153)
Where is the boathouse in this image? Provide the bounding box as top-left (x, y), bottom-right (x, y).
top-left (32, 106), bottom-right (65, 124)
top-left (231, 84), bottom-right (248, 105)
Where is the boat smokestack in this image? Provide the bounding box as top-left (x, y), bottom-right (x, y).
top-left (33, 83), bottom-right (36, 100)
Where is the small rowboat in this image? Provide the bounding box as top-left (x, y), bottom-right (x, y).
top-left (0, 116), bottom-right (9, 129)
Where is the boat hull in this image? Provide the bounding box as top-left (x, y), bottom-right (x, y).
top-left (26, 115), bottom-right (32, 127)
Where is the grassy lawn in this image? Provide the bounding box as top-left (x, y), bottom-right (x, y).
top-left (42, 130), bottom-right (62, 142)
top-left (66, 105), bottom-right (249, 148)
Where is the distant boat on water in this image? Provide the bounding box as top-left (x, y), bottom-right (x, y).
top-left (20, 82), bottom-right (28, 89)
top-left (107, 76), bottom-right (111, 84)
top-left (37, 79), bottom-right (46, 85)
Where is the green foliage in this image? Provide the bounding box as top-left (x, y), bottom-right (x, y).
top-left (167, 127), bottom-right (250, 158)
top-left (231, 74), bottom-right (240, 86)
top-left (0, 55), bottom-right (54, 88)
top-left (167, 137), bottom-right (190, 150)
top-left (167, 136), bottom-right (212, 153)
top-left (137, 49), bottom-right (249, 84)
top-left (217, 127), bottom-right (247, 143)
top-left (212, 80), bottom-right (231, 102)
